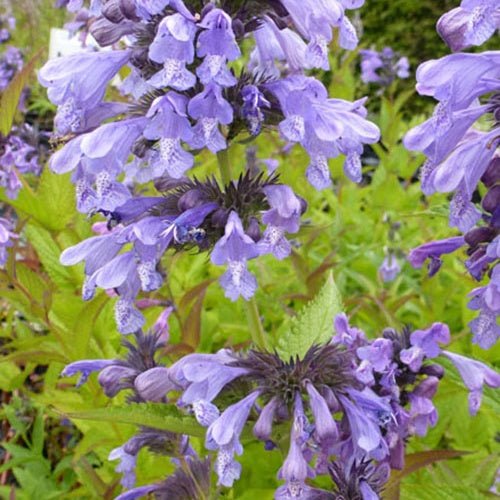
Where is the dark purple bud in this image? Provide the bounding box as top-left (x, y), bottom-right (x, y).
top-left (482, 185), bottom-right (500, 215)
top-left (153, 174), bottom-right (189, 193)
top-left (297, 195), bottom-right (308, 215)
top-left (464, 226), bottom-right (497, 247)
top-left (90, 18), bottom-right (135, 47)
top-left (420, 363), bottom-right (445, 379)
top-left (119, 0), bottom-right (140, 21)
top-left (200, 2), bottom-right (215, 18)
top-left (102, 0), bottom-right (125, 22)
top-left (211, 207), bottom-right (229, 228)
top-left (412, 376), bottom-right (439, 399)
top-left (427, 257), bottom-right (443, 278)
top-left (177, 189), bottom-right (206, 212)
top-left (481, 157), bottom-right (500, 188)
top-left (245, 216), bottom-right (261, 242)
top-left (98, 364), bottom-right (138, 397)
top-left (232, 18), bottom-right (245, 38)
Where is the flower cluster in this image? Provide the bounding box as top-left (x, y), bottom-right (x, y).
top-left (41, 0), bottom-right (379, 202)
top-left (359, 46), bottom-right (409, 87)
top-left (39, 0), bottom-right (385, 321)
top-left (404, 0), bottom-right (500, 349)
top-left (60, 172), bottom-right (306, 333)
top-left (0, 124), bottom-right (44, 199)
top-left (62, 314), bottom-right (500, 498)
top-left (0, 15), bottom-right (15, 44)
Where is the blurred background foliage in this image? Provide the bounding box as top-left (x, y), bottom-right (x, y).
top-left (0, 0), bottom-right (498, 499)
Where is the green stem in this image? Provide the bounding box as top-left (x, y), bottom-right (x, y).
top-left (216, 148), bottom-right (231, 186)
top-left (245, 296), bottom-right (269, 351)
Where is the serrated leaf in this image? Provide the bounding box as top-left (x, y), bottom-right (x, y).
top-left (3, 171), bottom-right (76, 232)
top-left (398, 485), bottom-right (491, 500)
top-left (53, 402), bottom-right (205, 438)
top-left (277, 272), bottom-right (343, 360)
top-left (0, 49), bottom-right (43, 136)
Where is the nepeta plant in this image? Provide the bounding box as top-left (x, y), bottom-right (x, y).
top-left (25, 0), bottom-right (500, 498)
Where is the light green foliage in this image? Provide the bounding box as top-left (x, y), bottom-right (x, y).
top-left (277, 272), bottom-right (343, 360)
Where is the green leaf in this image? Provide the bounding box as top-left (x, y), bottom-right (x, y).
top-left (277, 272), bottom-right (343, 360)
top-left (24, 225), bottom-right (73, 288)
top-left (52, 402), bottom-right (205, 438)
top-left (398, 485), bottom-right (493, 500)
top-left (0, 49), bottom-right (42, 136)
top-left (383, 450), bottom-right (472, 500)
top-left (2, 171), bottom-right (76, 232)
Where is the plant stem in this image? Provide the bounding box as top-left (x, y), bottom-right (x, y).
top-left (245, 296), bottom-right (269, 351)
top-left (216, 148), bottom-right (231, 186)
top-left (216, 147), bottom-right (269, 350)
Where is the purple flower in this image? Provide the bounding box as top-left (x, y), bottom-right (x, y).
top-left (211, 211), bottom-right (259, 301)
top-left (206, 391), bottom-right (260, 486)
top-left (169, 350), bottom-right (248, 404)
top-left (444, 350), bottom-right (500, 416)
top-left (250, 17), bottom-right (307, 76)
top-left (467, 266), bottom-right (500, 348)
top-left (356, 339), bottom-right (393, 385)
top-left (379, 254), bottom-right (400, 282)
top-left (192, 399), bottom-right (220, 427)
top-left (38, 50), bottom-right (130, 134)
top-left (305, 382), bottom-right (339, 445)
top-left (437, 1), bottom-right (500, 51)
top-left (196, 9), bottom-right (240, 87)
top-left (267, 76), bottom-right (379, 188)
top-left (408, 377), bottom-right (439, 436)
top-left (114, 485), bottom-right (158, 500)
top-left (61, 359), bottom-right (114, 387)
top-left (98, 364), bottom-right (139, 397)
top-left (257, 185), bottom-right (303, 260)
top-left (400, 323), bottom-right (450, 372)
top-left (360, 47), bottom-right (410, 86)
top-left (408, 236), bottom-right (465, 277)
top-left (187, 84), bottom-right (233, 153)
top-left (332, 313), bottom-right (367, 350)
top-left (241, 85), bottom-right (270, 136)
top-left (276, 393), bottom-right (315, 499)
top-left (338, 393), bottom-right (387, 460)
top-left (109, 445), bottom-right (137, 488)
top-left (147, 13), bottom-right (197, 91)
top-left (0, 217), bottom-right (17, 265)
top-left (143, 92), bottom-right (194, 178)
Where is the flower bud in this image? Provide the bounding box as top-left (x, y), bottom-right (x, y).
top-left (134, 367), bottom-right (173, 401)
top-left (481, 157), bottom-right (500, 188)
top-left (119, 0), bottom-right (140, 21)
top-left (420, 363), bottom-right (445, 379)
top-left (102, 0), bottom-right (125, 23)
top-left (464, 226), bottom-right (497, 247)
top-left (245, 216), bottom-right (261, 242)
top-left (98, 364), bottom-right (138, 397)
top-left (482, 185), bottom-right (500, 215)
top-left (177, 189), bottom-right (206, 212)
top-left (211, 207), bottom-right (229, 228)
